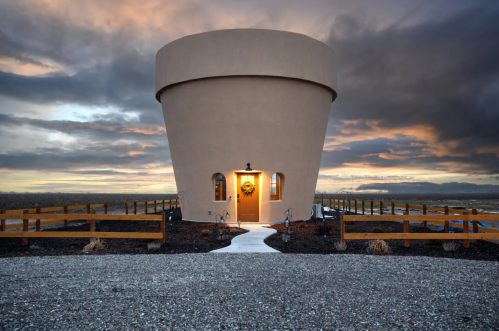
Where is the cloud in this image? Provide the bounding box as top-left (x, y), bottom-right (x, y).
top-left (322, 5), bottom-right (499, 174)
top-left (356, 182), bottom-right (499, 193)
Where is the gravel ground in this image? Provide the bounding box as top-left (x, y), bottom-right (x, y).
top-left (1, 254), bottom-right (498, 330)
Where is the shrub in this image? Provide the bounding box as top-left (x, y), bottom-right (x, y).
top-left (313, 224), bottom-right (334, 236)
top-left (200, 229), bottom-right (212, 237)
top-left (366, 240), bottom-right (392, 254)
top-left (334, 241), bottom-right (347, 251)
top-left (82, 238), bottom-right (105, 253)
top-left (372, 227), bottom-right (384, 233)
top-left (147, 241), bottom-right (161, 251)
top-left (442, 242), bottom-right (459, 252)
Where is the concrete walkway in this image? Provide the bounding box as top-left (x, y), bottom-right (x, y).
top-left (210, 223), bottom-right (281, 253)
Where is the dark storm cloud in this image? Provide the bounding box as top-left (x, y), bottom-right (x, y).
top-left (0, 113), bottom-right (166, 141)
top-left (0, 145), bottom-right (170, 171)
top-left (357, 182), bottom-right (499, 194)
top-left (321, 137), bottom-right (499, 174)
top-left (325, 4), bottom-right (499, 173)
top-left (0, 1), bottom-right (161, 118)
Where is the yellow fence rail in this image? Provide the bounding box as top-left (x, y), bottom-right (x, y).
top-left (0, 203), bottom-right (107, 231)
top-left (340, 213), bottom-right (499, 248)
top-left (0, 212), bottom-right (165, 246)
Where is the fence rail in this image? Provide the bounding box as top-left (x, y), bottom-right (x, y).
top-left (340, 213), bottom-right (499, 248)
top-left (125, 199), bottom-right (179, 215)
top-left (0, 212), bottom-right (165, 246)
top-left (0, 203), bottom-right (107, 231)
top-left (316, 198), bottom-right (496, 217)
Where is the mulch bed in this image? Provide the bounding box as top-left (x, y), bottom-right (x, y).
top-left (265, 211), bottom-right (499, 261)
top-left (0, 209), bottom-right (246, 258)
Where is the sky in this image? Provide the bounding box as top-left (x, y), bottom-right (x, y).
top-left (0, 0), bottom-right (499, 194)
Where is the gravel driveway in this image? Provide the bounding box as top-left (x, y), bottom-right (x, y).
top-left (1, 254), bottom-right (498, 330)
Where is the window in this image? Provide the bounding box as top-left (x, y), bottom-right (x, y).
top-left (270, 173), bottom-right (283, 200)
top-left (213, 173), bottom-right (226, 201)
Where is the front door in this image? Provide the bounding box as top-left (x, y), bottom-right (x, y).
top-left (237, 173), bottom-right (259, 222)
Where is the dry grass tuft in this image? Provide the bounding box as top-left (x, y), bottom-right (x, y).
top-left (200, 229), bottom-right (212, 237)
top-left (147, 241), bottom-right (162, 251)
top-left (334, 241), bottom-right (347, 251)
top-left (442, 242), bottom-right (459, 252)
top-left (82, 238), bottom-right (105, 253)
top-left (366, 239), bottom-right (392, 254)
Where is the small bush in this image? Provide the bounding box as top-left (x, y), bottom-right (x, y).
top-left (442, 242), bottom-right (459, 252)
top-left (147, 241), bottom-right (161, 251)
top-left (372, 227), bottom-right (384, 233)
top-left (200, 229), bottom-right (212, 237)
top-left (82, 238), bottom-right (105, 253)
top-left (313, 224), bottom-right (334, 236)
top-left (298, 223), bottom-right (309, 229)
top-left (334, 241), bottom-right (347, 251)
top-left (366, 240), bottom-right (392, 254)
top-left (427, 239), bottom-right (444, 246)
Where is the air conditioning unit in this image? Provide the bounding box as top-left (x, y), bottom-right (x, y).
top-left (311, 204), bottom-right (323, 219)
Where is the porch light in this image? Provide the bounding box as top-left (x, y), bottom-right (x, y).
top-left (245, 163), bottom-right (252, 171)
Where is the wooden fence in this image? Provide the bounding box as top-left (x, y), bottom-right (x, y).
top-left (340, 213), bottom-right (499, 248)
top-left (0, 211), bottom-right (165, 246)
top-left (0, 203), bottom-right (107, 231)
top-left (315, 198), bottom-right (494, 217)
top-left (125, 199), bottom-right (179, 215)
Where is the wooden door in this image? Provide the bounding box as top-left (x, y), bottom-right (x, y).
top-left (237, 173), bottom-right (259, 222)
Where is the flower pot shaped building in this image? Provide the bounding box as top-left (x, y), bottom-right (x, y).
top-left (155, 29), bottom-right (337, 223)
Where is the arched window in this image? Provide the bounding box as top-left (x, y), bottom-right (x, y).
top-left (270, 173), bottom-right (283, 200)
top-left (213, 173), bottom-right (226, 201)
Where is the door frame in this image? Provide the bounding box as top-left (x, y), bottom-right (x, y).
top-left (234, 171), bottom-right (262, 222)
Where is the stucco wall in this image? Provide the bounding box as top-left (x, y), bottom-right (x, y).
top-left (156, 29), bottom-right (337, 223)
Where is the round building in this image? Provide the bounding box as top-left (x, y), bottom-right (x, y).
top-left (155, 29), bottom-right (337, 223)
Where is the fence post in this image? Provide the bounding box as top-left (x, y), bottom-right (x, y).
top-left (125, 203), bottom-right (129, 215)
top-left (86, 203), bottom-right (91, 215)
top-left (176, 199), bottom-right (178, 209)
top-left (64, 205), bottom-right (68, 227)
top-left (354, 200), bottom-right (357, 214)
top-left (134, 202), bottom-right (137, 215)
top-left (36, 206), bottom-right (41, 231)
top-left (161, 212), bottom-right (166, 245)
top-left (405, 203), bottom-right (409, 215)
top-left (403, 211), bottom-right (409, 247)
top-left (104, 202), bottom-right (108, 214)
top-left (90, 210), bottom-right (96, 242)
top-left (472, 208), bottom-right (478, 234)
top-left (348, 200), bottom-right (350, 212)
top-left (145, 201), bottom-right (148, 214)
top-left (462, 211), bottom-right (469, 248)
top-left (163, 200), bottom-right (165, 211)
top-left (154, 200), bottom-right (157, 213)
top-left (380, 201), bottom-right (383, 215)
top-left (370, 201), bottom-right (373, 215)
top-left (340, 213), bottom-right (346, 245)
top-left (362, 201), bottom-right (365, 215)
top-left (22, 210), bottom-right (29, 246)
top-left (422, 205), bottom-right (427, 228)
top-left (329, 198), bottom-right (332, 208)
top-left (391, 202), bottom-right (395, 215)
top-left (444, 206), bottom-right (449, 233)
top-left (343, 200), bottom-right (345, 211)
top-left (0, 207), bottom-right (5, 231)
top-left (170, 199), bottom-right (172, 210)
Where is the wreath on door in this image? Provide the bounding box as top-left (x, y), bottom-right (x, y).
top-left (241, 181), bottom-right (255, 194)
